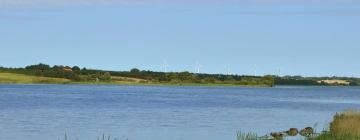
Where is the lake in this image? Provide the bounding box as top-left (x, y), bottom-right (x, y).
top-left (0, 84), bottom-right (360, 140)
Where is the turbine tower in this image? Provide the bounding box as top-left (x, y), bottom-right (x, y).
top-left (224, 64), bottom-right (230, 75)
top-left (162, 60), bottom-right (169, 73)
top-left (278, 67), bottom-right (282, 77)
top-left (254, 64), bottom-right (257, 76)
top-left (195, 61), bottom-right (203, 74)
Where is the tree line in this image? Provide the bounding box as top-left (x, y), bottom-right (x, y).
top-left (1, 63), bottom-right (358, 86)
top-left (0, 63), bottom-right (275, 86)
top-left (0, 63), bottom-right (111, 82)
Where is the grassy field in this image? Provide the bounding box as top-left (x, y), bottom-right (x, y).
top-left (0, 72), bottom-right (71, 84)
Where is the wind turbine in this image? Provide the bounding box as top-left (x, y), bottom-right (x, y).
top-left (254, 64), bottom-right (257, 76)
top-left (195, 61), bottom-right (203, 74)
top-left (162, 60), bottom-right (169, 73)
top-left (224, 64), bottom-right (230, 75)
top-left (278, 67), bottom-right (282, 77)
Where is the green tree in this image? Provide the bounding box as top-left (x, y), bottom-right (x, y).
top-left (101, 72), bottom-right (112, 82)
top-left (130, 68), bottom-right (140, 73)
top-left (203, 77), bottom-right (216, 83)
top-left (178, 71), bottom-right (194, 82)
top-left (25, 63), bottom-right (50, 71)
top-left (72, 66), bottom-right (81, 73)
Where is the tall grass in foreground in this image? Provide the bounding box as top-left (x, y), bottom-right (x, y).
top-left (308, 110), bottom-right (360, 140)
top-left (236, 131), bottom-right (258, 140)
top-left (237, 111), bottom-right (360, 140)
top-left (236, 131), bottom-right (271, 140)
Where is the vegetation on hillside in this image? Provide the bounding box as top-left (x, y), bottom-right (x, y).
top-left (2, 63), bottom-right (358, 86)
top-left (0, 63), bottom-right (274, 86)
top-left (274, 76), bottom-right (359, 86)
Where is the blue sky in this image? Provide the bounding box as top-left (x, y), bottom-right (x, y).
top-left (0, 0), bottom-right (359, 77)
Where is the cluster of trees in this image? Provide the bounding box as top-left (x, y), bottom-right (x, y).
top-left (25, 64), bottom-right (81, 80)
top-left (2, 63), bottom-right (359, 86)
top-left (0, 63), bottom-right (275, 86)
top-left (0, 63), bottom-right (111, 82)
top-left (274, 77), bottom-right (325, 86)
top-left (110, 68), bottom-right (275, 86)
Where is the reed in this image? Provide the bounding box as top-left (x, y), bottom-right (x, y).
top-left (236, 131), bottom-right (272, 140)
top-left (237, 131), bottom-right (258, 140)
top-left (62, 133), bottom-right (120, 140)
top-left (308, 110), bottom-right (360, 140)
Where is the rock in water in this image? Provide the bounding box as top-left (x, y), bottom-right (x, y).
top-left (270, 132), bottom-right (285, 140)
top-left (300, 127), bottom-right (314, 136)
top-left (287, 128), bottom-right (299, 136)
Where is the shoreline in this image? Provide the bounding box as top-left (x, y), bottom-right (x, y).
top-left (1, 81), bottom-right (356, 88)
top-left (0, 81), bottom-right (272, 87)
top-left (238, 110), bottom-right (360, 140)
top-left (1, 72), bottom-right (357, 87)
top-left (0, 71), bottom-right (272, 87)
top-left (1, 81), bottom-right (356, 87)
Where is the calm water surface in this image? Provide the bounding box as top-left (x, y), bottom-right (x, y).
top-left (0, 84), bottom-right (360, 140)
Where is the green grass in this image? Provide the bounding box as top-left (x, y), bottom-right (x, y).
top-left (237, 111), bottom-right (360, 140)
top-left (308, 132), bottom-right (360, 140)
top-left (0, 72), bottom-right (71, 84)
top-left (237, 131), bottom-right (260, 140)
top-left (308, 111), bottom-right (360, 140)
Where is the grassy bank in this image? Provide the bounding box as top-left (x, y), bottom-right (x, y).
top-left (0, 72), bottom-right (71, 84)
top-left (309, 111), bottom-right (360, 140)
top-left (236, 111), bottom-right (360, 140)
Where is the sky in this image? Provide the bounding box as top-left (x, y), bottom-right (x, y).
top-left (0, 0), bottom-right (359, 77)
